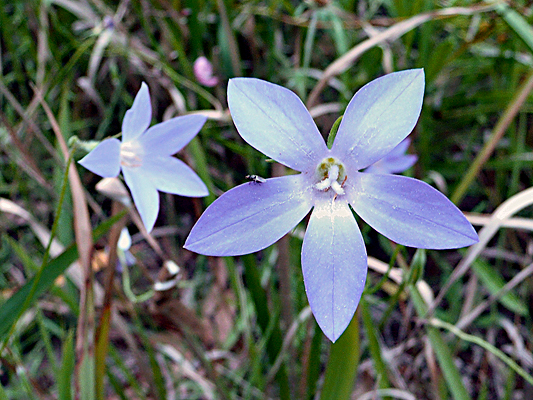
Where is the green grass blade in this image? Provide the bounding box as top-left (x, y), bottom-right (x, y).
top-left (494, 1), bottom-right (533, 54)
top-left (0, 382), bottom-right (8, 400)
top-left (216, 0), bottom-right (241, 77)
top-left (187, 136), bottom-right (217, 205)
top-left (241, 254), bottom-right (291, 399)
top-left (306, 321), bottom-right (323, 400)
top-left (430, 318), bottom-right (533, 386)
top-left (451, 70), bottom-right (533, 205)
top-left (319, 310), bottom-right (360, 400)
top-left (143, 334), bottom-right (167, 400)
top-left (108, 346), bottom-right (145, 397)
top-left (58, 331), bottom-right (75, 400)
top-left (106, 369), bottom-right (129, 400)
top-left (361, 299), bottom-right (390, 389)
top-left (471, 259), bottom-right (527, 315)
top-left (80, 350), bottom-right (95, 400)
top-left (327, 9), bottom-right (349, 56)
top-left (56, 84), bottom-right (74, 245)
top-left (36, 309), bottom-right (58, 374)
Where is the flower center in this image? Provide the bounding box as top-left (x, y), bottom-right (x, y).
top-left (120, 141), bottom-right (144, 168)
top-left (314, 157), bottom-right (347, 196)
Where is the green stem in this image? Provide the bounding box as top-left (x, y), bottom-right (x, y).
top-left (188, 136), bottom-right (217, 205)
top-left (319, 309), bottom-right (360, 400)
top-left (430, 318), bottom-right (533, 386)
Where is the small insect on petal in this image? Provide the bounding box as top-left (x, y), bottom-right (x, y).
top-left (246, 174), bottom-right (267, 184)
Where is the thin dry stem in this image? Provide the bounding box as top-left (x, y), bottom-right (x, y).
top-left (0, 111), bottom-right (52, 191)
top-left (428, 186), bottom-right (533, 319)
top-left (456, 262), bottom-right (533, 331)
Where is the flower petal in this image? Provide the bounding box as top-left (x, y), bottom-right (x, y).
top-left (78, 138), bottom-right (121, 178)
top-left (228, 78), bottom-right (328, 172)
top-left (365, 153), bottom-right (417, 174)
top-left (302, 199), bottom-right (367, 342)
top-left (122, 82), bottom-right (152, 142)
top-left (332, 69), bottom-right (425, 170)
top-left (140, 115), bottom-right (207, 156)
top-left (185, 175), bottom-right (314, 256)
top-left (348, 173), bottom-right (478, 249)
top-left (141, 155), bottom-right (208, 197)
top-left (122, 166), bottom-right (159, 232)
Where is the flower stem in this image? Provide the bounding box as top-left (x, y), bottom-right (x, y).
top-left (319, 309), bottom-right (360, 400)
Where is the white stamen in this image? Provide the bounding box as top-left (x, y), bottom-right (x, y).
top-left (315, 178), bottom-right (332, 191)
top-left (329, 164), bottom-right (340, 181)
top-left (120, 141), bottom-right (143, 168)
top-left (314, 156), bottom-right (347, 199)
top-left (330, 181), bottom-right (345, 195)
top-left (314, 163), bottom-right (345, 195)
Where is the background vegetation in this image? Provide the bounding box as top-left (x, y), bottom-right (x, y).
top-left (2, 0), bottom-right (533, 399)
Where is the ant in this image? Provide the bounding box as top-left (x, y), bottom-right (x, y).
top-left (246, 174), bottom-right (266, 184)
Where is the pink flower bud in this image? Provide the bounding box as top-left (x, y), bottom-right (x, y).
top-left (193, 56), bottom-right (219, 87)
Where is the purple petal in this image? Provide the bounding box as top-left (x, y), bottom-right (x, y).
top-left (122, 166), bottom-right (159, 232)
top-left (140, 115), bottom-right (207, 156)
top-left (141, 156), bottom-right (208, 197)
top-left (122, 82), bottom-right (152, 142)
top-left (365, 138), bottom-right (415, 174)
top-left (348, 173), bottom-right (478, 249)
top-left (78, 138), bottom-right (121, 178)
top-left (332, 69), bottom-right (425, 170)
top-left (389, 137), bottom-right (411, 155)
top-left (228, 78), bottom-right (328, 172)
top-left (302, 199), bottom-right (367, 342)
top-left (365, 154), bottom-right (417, 174)
top-left (185, 175), bottom-right (314, 256)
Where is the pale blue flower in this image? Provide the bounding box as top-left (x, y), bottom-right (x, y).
top-left (365, 137), bottom-right (417, 174)
top-left (184, 70), bottom-right (478, 342)
top-left (79, 82), bottom-right (209, 232)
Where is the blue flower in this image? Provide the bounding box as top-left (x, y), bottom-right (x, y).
top-left (365, 137), bottom-right (417, 174)
top-left (79, 82), bottom-right (209, 232)
top-left (184, 70), bottom-right (478, 342)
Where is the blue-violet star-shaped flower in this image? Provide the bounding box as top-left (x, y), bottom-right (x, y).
top-left (79, 82), bottom-right (209, 232)
top-left (184, 69), bottom-right (478, 342)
